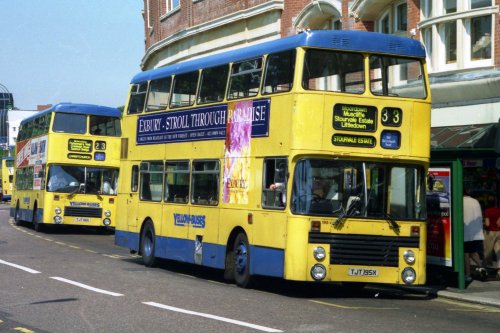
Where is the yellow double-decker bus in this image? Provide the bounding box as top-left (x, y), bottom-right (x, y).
top-left (115, 30), bottom-right (431, 288)
top-left (1, 156), bottom-right (14, 201)
top-left (11, 103), bottom-right (121, 232)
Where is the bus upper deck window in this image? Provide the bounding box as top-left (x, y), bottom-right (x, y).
top-left (170, 71), bottom-right (199, 108)
top-left (262, 50), bottom-right (296, 95)
top-left (302, 49), bottom-right (364, 94)
top-left (147, 77), bottom-right (171, 111)
top-left (369, 56), bottom-right (427, 99)
top-left (90, 115), bottom-right (121, 136)
top-left (228, 58), bottom-right (262, 100)
top-left (52, 113), bottom-right (86, 134)
top-left (128, 83), bottom-right (148, 114)
top-left (198, 65), bottom-right (229, 104)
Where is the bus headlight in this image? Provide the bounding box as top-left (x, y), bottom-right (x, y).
top-left (104, 209), bottom-right (111, 217)
top-left (313, 247), bottom-right (326, 261)
top-left (55, 207), bottom-right (62, 215)
top-left (54, 216), bottom-right (63, 224)
top-left (403, 250), bottom-right (415, 264)
top-left (401, 267), bottom-right (416, 285)
top-left (103, 218), bottom-right (111, 226)
top-left (310, 264), bottom-right (327, 281)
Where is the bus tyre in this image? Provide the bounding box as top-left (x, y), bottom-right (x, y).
top-left (14, 203), bottom-right (22, 226)
top-left (233, 233), bottom-right (254, 288)
top-left (141, 222), bottom-right (157, 267)
top-left (32, 208), bottom-right (43, 232)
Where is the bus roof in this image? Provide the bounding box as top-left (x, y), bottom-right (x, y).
top-left (132, 30), bottom-right (427, 84)
top-left (20, 103), bottom-right (121, 125)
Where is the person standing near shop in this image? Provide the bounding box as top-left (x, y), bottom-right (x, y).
top-left (463, 190), bottom-right (486, 282)
top-left (484, 203), bottom-right (500, 277)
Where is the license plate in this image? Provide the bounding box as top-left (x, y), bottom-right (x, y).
top-left (348, 268), bottom-right (379, 277)
top-left (75, 217), bottom-right (90, 223)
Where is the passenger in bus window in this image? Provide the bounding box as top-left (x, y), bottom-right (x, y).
top-left (102, 178), bottom-right (112, 194)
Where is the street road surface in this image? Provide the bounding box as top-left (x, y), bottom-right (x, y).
top-left (0, 203), bottom-right (498, 332)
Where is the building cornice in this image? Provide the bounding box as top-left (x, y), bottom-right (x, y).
top-left (141, 0), bottom-right (284, 69)
top-left (418, 6), bottom-right (499, 30)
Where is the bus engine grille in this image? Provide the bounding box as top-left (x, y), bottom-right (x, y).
top-left (64, 207), bottom-right (102, 218)
top-left (309, 233), bottom-right (420, 267)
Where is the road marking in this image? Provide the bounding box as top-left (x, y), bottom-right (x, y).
top-left (434, 298), bottom-right (500, 313)
top-left (14, 327), bottom-right (35, 333)
top-left (50, 277), bottom-right (123, 297)
top-left (143, 301), bottom-right (283, 332)
top-left (0, 259), bottom-right (41, 274)
top-left (310, 299), bottom-right (398, 310)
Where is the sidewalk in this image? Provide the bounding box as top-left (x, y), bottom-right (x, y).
top-left (436, 277), bottom-right (500, 308)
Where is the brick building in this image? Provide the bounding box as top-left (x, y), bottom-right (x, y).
top-left (142, 0), bottom-right (500, 204)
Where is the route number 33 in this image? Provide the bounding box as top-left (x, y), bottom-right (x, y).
top-left (381, 107), bottom-right (402, 127)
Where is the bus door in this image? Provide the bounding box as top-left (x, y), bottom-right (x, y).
top-left (163, 161), bottom-right (190, 261)
top-left (127, 164), bottom-right (140, 228)
top-left (188, 160), bottom-right (220, 266)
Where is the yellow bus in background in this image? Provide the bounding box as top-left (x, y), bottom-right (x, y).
top-left (115, 30), bottom-right (431, 288)
top-left (11, 103), bottom-right (121, 231)
top-left (1, 156), bottom-right (14, 201)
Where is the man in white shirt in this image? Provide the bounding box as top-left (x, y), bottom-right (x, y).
top-left (463, 192), bottom-right (486, 282)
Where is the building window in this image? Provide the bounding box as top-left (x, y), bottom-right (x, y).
top-left (379, 12), bottom-right (391, 34)
top-left (395, 3), bottom-right (407, 32)
top-left (420, 0), bottom-right (494, 72)
top-left (470, 0), bottom-right (491, 9)
top-left (421, 0), bottom-right (433, 19)
top-left (444, 0), bottom-right (457, 14)
top-left (167, 0), bottom-right (180, 13)
top-left (443, 21), bottom-right (457, 64)
top-left (469, 15), bottom-right (491, 60)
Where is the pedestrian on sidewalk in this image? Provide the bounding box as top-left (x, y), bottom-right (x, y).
top-left (484, 203), bottom-right (500, 277)
top-left (463, 189), bottom-right (486, 282)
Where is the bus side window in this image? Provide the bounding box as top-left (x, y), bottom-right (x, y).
top-left (262, 158), bottom-right (287, 209)
top-left (228, 58), bottom-right (262, 100)
top-left (146, 77), bottom-right (171, 112)
top-left (191, 160), bottom-right (219, 205)
top-left (262, 50), bottom-right (296, 95)
top-left (170, 71), bottom-right (199, 108)
top-left (128, 83), bottom-right (148, 114)
top-left (164, 160), bottom-right (190, 204)
top-left (198, 65), bottom-right (229, 104)
top-left (139, 161), bottom-right (164, 202)
top-left (131, 165), bottom-right (139, 192)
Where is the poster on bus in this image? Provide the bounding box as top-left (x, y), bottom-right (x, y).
top-left (426, 167), bottom-right (452, 267)
top-left (223, 100), bottom-right (252, 204)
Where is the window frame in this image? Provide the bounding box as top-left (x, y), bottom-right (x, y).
top-left (190, 160), bottom-right (220, 206)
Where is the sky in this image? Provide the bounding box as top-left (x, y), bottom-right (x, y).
top-left (0, 0), bottom-right (144, 110)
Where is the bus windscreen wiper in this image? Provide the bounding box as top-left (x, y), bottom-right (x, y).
top-left (385, 213), bottom-right (400, 232)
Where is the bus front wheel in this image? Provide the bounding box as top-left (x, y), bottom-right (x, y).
top-left (32, 207), bottom-right (43, 232)
top-left (233, 233), bottom-right (254, 288)
top-left (14, 202), bottom-right (22, 226)
top-left (141, 221), bottom-right (156, 267)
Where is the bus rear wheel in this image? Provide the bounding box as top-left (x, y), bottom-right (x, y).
top-left (141, 221), bottom-right (156, 267)
top-left (233, 233), bottom-right (254, 288)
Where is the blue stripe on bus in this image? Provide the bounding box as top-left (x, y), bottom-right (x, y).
top-left (21, 103), bottom-right (121, 125)
top-left (132, 30), bottom-right (426, 83)
top-left (114, 229), bottom-right (284, 278)
top-left (10, 207), bottom-right (44, 223)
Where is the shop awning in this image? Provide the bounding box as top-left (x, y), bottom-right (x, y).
top-left (431, 123), bottom-right (498, 150)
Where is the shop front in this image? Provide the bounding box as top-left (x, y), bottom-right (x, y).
top-left (427, 122), bottom-right (499, 289)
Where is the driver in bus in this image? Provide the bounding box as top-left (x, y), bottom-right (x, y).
top-left (48, 170), bottom-right (68, 191)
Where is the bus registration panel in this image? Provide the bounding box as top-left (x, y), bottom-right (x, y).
top-left (75, 217), bottom-right (91, 223)
top-left (348, 268), bottom-right (379, 277)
